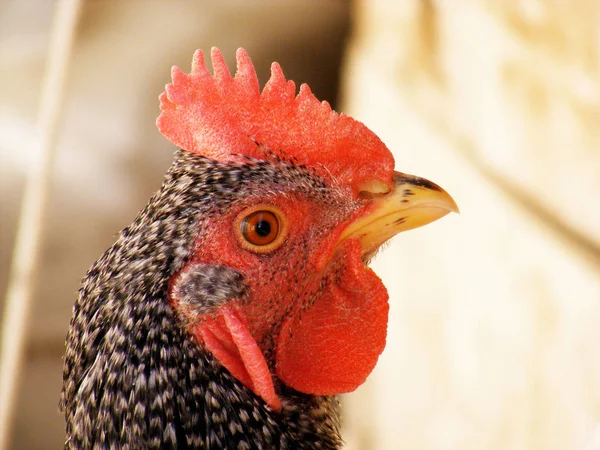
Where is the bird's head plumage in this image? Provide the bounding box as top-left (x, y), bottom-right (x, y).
top-left (156, 48), bottom-right (457, 411)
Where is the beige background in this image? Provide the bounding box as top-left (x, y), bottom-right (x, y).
top-left (1, 1), bottom-right (599, 449)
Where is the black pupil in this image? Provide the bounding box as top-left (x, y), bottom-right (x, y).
top-left (255, 218), bottom-right (272, 237)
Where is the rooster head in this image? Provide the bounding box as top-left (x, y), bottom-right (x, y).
top-left (157, 48), bottom-right (457, 411)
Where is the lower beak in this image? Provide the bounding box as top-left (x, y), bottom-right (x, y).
top-left (340, 172), bottom-right (459, 257)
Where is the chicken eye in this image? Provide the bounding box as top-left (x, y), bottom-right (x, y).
top-left (241, 211), bottom-right (278, 244)
top-left (236, 206), bottom-right (288, 253)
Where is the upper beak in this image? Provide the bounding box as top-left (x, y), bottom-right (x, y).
top-left (339, 171), bottom-right (459, 257)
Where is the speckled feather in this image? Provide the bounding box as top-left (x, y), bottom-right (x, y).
top-left (60, 150), bottom-right (343, 449)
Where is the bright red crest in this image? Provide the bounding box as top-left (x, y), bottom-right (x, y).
top-left (157, 47), bottom-right (395, 193)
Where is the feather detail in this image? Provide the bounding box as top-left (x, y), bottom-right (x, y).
top-left (156, 47), bottom-right (396, 193)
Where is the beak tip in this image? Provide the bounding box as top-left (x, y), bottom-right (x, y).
top-left (436, 188), bottom-right (459, 215)
top-left (449, 199), bottom-right (460, 215)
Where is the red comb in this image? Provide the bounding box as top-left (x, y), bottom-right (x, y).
top-left (157, 48), bottom-right (395, 191)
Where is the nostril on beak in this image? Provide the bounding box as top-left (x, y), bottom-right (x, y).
top-left (357, 179), bottom-right (392, 200)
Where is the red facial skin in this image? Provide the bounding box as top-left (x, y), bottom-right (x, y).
top-left (170, 193), bottom-right (389, 410)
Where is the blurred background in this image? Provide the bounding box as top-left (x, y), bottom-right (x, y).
top-left (0, 1), bottom-right (599, 449)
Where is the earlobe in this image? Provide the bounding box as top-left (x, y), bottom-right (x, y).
top-left (193, 304), bottom-right (282, 411)
top-left (171, 263), bottom-right (247, 318)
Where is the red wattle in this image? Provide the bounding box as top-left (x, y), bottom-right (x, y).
top-left (275, 242), bottom-right (389, 395)
top-left (195, 305), bottom-right (281, 411)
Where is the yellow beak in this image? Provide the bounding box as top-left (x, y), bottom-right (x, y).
top-left (340, 172), bottom-right (459, 257)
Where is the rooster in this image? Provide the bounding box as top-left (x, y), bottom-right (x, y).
top-left (60, 48), bottom-right (457, 449)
